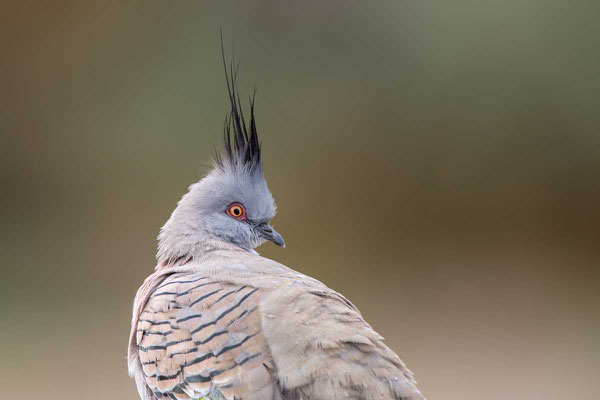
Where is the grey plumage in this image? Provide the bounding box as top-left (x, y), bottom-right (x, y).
top-left (128, 44), bottom-right (425, 400)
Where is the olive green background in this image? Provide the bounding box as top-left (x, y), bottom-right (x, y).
top-left (1, 1), bottom-right (599, 399)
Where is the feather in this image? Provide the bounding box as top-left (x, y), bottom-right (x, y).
top-left (213, 31), bottom-right (262, 174)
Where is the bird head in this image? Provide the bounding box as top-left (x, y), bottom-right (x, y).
top-left (156, 53), bottom-right (284, 264)
top-left (198, 99), bottom-right (284, 251)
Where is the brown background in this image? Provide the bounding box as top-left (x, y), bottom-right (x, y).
top-left (1, 1), bottom-right (599, 399)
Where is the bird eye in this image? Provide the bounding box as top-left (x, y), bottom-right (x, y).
top-left (226, 203), bottom-right (247, 221)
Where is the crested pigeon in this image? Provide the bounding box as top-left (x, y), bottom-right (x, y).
top-left (127, 49), bottom-right (426, 400)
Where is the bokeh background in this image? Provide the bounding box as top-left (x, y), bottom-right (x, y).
top-left (2, 1), bottom-right (599, 399)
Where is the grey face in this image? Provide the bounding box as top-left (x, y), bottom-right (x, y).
top-left (193, 165), bottom-right (284, 250)
top-left (158, 47), bottom-right (286, 258)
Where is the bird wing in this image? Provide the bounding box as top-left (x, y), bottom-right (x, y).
top-left (261, 284), bottom-right (426, 400)
top-left (129, 256), bottom-right (425, 400)
top-left (133, 271), bottom-right (282, 400)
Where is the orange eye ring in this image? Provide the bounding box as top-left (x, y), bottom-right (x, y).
top-left (226, 203), bottom-right (247, 221)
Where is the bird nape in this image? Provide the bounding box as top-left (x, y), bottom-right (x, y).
top-left (127, 38), bottom-right (426, 400)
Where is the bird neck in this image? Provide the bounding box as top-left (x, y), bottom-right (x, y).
top-left (156, 233), bottom-right (253, 269)
top-left (156, 216), bottom-right (252, 269)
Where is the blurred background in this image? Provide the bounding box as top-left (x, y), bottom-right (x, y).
top-left (1, 1), bottom-right (599, 399)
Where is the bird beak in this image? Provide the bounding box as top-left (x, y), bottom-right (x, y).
top-left (256, 223), bottom-right (285, 248)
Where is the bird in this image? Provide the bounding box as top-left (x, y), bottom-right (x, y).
top-left (127, 45), bottom-right (426, 400)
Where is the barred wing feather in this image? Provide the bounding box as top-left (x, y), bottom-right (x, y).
top-left (136, 273), bottom-right (281, 400)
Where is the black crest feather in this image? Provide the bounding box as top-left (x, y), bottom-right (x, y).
top-left (213, 33), bottom-right (262, 173)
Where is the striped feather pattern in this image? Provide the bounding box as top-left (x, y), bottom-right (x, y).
top-left (136, 273), bottom-right (278, 400)
top-left (129, 249), bottom-right (425, 400)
